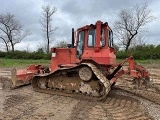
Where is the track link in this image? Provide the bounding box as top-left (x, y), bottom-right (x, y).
top-left (32, 63), bottom-right (111, 101)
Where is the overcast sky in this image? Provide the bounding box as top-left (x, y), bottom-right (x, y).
top-left (0, 0), bottom-right (160, 51)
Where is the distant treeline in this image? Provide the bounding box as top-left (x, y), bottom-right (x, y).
top-left (117, 44), bottom-right (160, 60)
top-left (0, 44), bottom-right (160, 60)
top-left (0, 50), bottom-right (51, 60)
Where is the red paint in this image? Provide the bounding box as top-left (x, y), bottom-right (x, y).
top-left (12, 20), bottom-right (149, 87)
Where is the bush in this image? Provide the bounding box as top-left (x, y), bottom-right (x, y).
top-left (117, 44), bottom-right (160, 60)
top-left (5, 50), bottom-right (51, 60)
top-left (116, 51), bottom-right (129, 59)
top-left (1, 43), bottom-right (160, 60)
top-left (0, 51), bottom-right (7, 57)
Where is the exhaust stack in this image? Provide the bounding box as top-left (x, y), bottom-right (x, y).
top-left (72, 28), bottom-right (74, 47)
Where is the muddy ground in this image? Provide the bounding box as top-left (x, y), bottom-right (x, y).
top-left (0, 66), bottom-right (160, 120)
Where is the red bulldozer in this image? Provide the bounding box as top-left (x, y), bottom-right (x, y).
top-left (11, 20), bottom-right (149, 100)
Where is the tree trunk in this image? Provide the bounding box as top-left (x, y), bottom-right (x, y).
top-left (4, 42), bottom-right (9, 53)
top-left (11, 42), bottom-right (14, 52)
top-left (46, 13), bottom-right (49, 53)
top-left (47, 31), bottom-right (49, 53)
top-left (0, 37), bottom-right (9, 53)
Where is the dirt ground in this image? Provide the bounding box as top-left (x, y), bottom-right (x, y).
top-left (0, 66), bottom-right (160, 120)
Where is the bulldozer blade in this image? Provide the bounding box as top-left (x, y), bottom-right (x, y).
top-left (11, 68), bottom-right (30, 89)
top-left (10, 65), bottom-right (46, 89)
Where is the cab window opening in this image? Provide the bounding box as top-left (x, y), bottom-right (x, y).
top-left (88, 29), bottom-right (96, 47)
top-left (76, 31), bottom-right (84, 58)
top-left (100, 29), bottom-right (105, 47)
top-left (108, 30), bottom-right (113, 48)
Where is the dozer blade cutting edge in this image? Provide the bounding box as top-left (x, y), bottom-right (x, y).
top-left (11, 65), bottom-right (45, 88)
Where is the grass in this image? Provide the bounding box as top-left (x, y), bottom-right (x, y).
top-left (117, 59), bottom-right (160, 68)
top-left (0, 58), bottom-right (50, 68)
top-left (0, 58), bottom-right (160, 68)
top-left (117, 59), bottom-right (160, 64)
top-left (134, 59), bottom-right (160, 64)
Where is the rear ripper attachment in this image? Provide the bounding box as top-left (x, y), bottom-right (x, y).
top-left (107, 56), bottom-right (150, 89)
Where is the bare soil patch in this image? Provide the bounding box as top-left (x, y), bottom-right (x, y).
top-left (0, 67), bottom-right (160, 120)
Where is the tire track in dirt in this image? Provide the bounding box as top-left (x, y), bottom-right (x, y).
top-left (113, 70), bottom-right (160, 120)
top-left (116, 77), bottom-right (160, 105)
top-left (111, 88), bottom-right (160, 120)
top-left (117, 87), bottom-right (160, 105)
top-left (3, 94), bottom-right (37, 120)
top-left (68, 100), bottom-right (97, 120)
top-left (69, 93), bottom-right (152, 120)
top-left (1, 68), bottom-right (160, 120)
top-left (2, 88), bottom-right (38, 120)
top-left (116, 69), bottom-right (160, 105)
top-left (2, 86), bottom-right (79, 120)
top-left (3, 95), bottom-right (29, 111)
top-left (1, 79), bottom-right (154, 120)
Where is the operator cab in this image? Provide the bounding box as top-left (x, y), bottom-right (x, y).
top-left (76, 20), bottom-right (116, 65)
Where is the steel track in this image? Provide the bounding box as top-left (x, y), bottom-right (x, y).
top-left (31, 63), bottom-right (111, 101)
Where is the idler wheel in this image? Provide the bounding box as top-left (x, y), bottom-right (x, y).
top-left (79, 66), bottom-right (93, 81)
